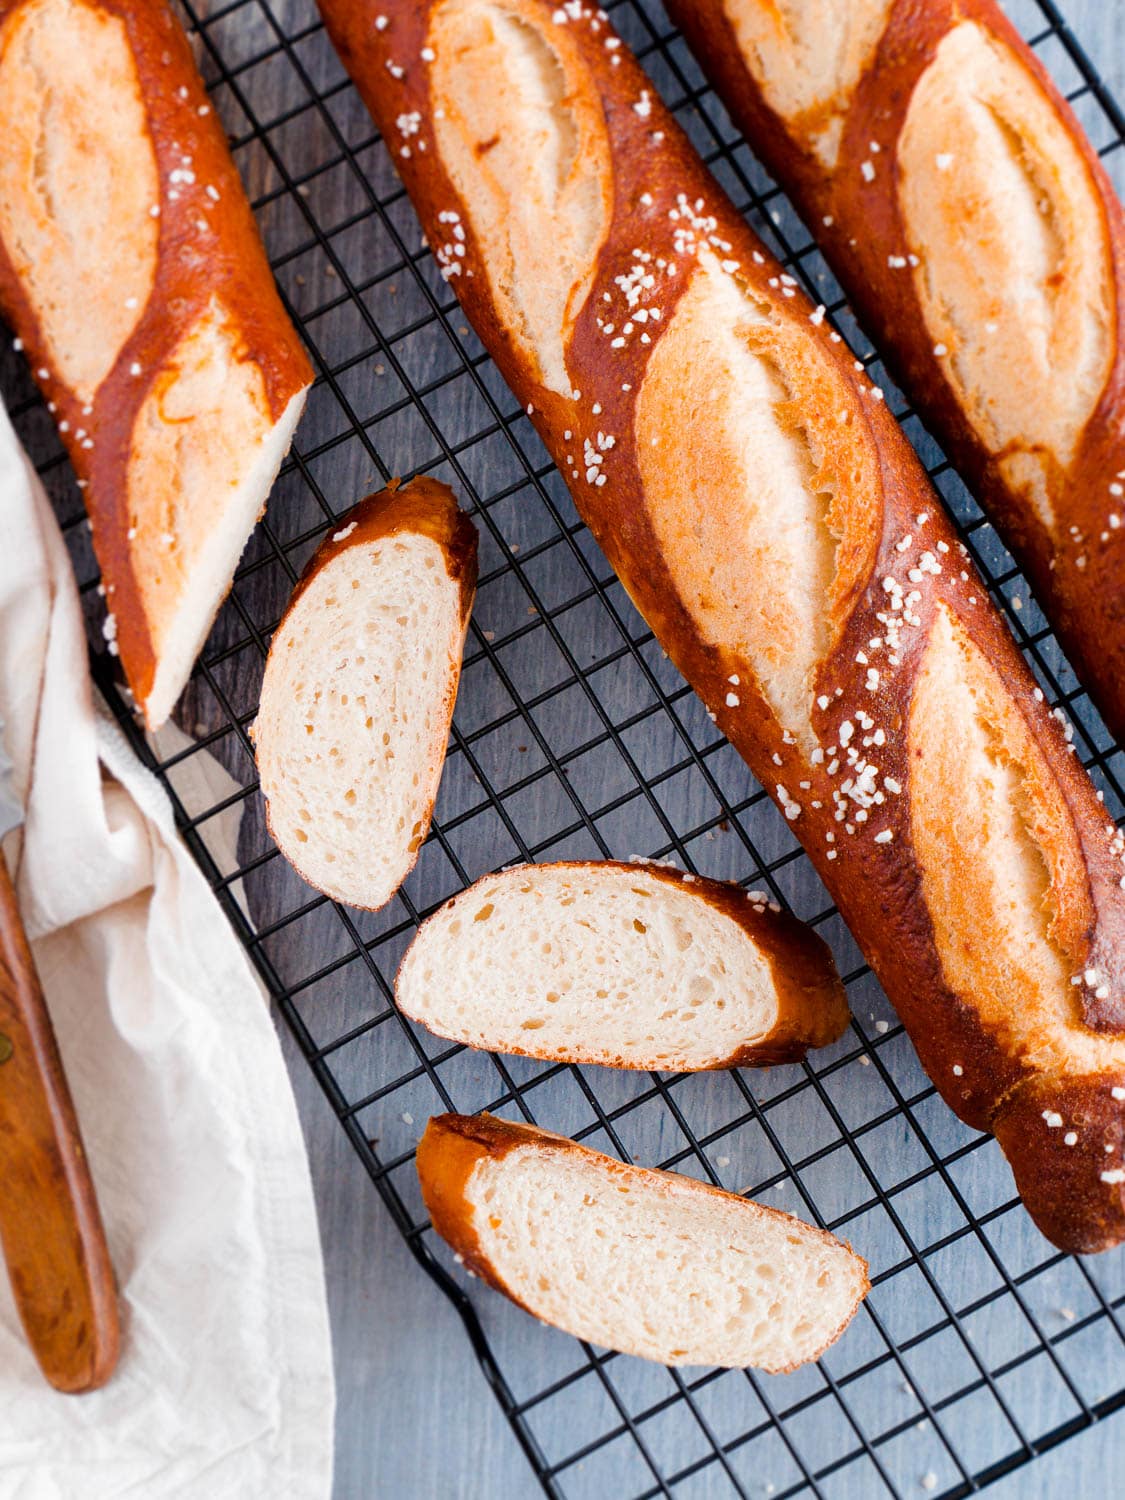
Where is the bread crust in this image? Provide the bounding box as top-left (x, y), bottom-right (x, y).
top-left (416, 1111), bottom-right (870, 1371)
top-left (284, 475), bottom-right (479, 620)
top-left (315, 0), bottom-right (1125, 1252)
top-left (396, 859), bottom-right (849, 1068)
top-left (992, 1072), bottom-right (1125, 1255)
top-left (666, 0), bottom-right (1125, 746)
top-left (0, 0), bottom-right (312, 725)
top-left (256, 477), bottom-right (478, 908)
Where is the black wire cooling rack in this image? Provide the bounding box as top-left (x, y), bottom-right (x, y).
top-left (4, 0), bottom-right (1125, 1495)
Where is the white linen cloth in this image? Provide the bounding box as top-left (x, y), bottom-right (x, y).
top-left (0, 401), bottom-right (335, 1499)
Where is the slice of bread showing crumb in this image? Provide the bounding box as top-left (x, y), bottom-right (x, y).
top-left (255, 478), bottom-right (477, 909)
top-left (397, 861), bottom-right (848, 1070)
top-left (418, 1114), bottom-right (869, 1370)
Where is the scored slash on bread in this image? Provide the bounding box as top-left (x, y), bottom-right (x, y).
top-left (315, 0), bottom-right (1125, 1254)
top-left (255, 478), bottom-right (478, 911)
top-left (417, 1113), bottom-right (870, 1371)
top-left (666, 0), bottom-right (1125, 746)
top-left (0, 0), bottom-right (312, 727)
top-left (396, 860), bottom-right (849, 1071)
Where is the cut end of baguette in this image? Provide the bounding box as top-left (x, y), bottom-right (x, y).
top-left (256, 479), bottom-right (477, 909)
top-left (397, 860), bottom-right (848, 1070)
top-left (419, 1114), bottom-right (869, 1370)
top-left (139, 374), bottom-right (309, 729)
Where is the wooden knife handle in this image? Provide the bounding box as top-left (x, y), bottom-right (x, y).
top-left (0, 854), bottom-right (120, 1392)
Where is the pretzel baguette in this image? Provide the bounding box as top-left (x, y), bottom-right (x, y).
top-left (0, 0), bottom-right (312, 727)
top-left (666, 0), bottom-right (1125, 746)
top-left (315, 0), bottom-right (1125, 1252)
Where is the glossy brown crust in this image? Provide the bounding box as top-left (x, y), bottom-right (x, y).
top-left (285, 476), bottom-right (479, 619)
top-left (416, 1112), bottom-right (869, 1370)
top-left (666, 0), bottom-right (1125, 746)
top-left (257, 477), bottom-right (477, 907)
top-left (992, 1073), bottom-right (1125, 1255)
top-left (609, 861), bottom-right (850, 1064)
top-left (317, 0), bottom-right (1125, 1252)
top-left (397, 859), bottom-right (849, 1068)
top-left (0, 0), bottom-right (312, 719)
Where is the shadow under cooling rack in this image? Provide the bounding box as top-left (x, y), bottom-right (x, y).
top-left (3, 0), bottom-right (1125, 1496)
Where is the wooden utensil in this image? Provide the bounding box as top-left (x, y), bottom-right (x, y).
top-left (0, 732), bottom-right (119, 1392)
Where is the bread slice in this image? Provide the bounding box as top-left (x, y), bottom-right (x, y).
top-left (255, 478), bottom-right (477, 909)
top-left (418, 1114), bottom-right (869, 1370)
top-left (397, 860), bottom-right (848, 1070)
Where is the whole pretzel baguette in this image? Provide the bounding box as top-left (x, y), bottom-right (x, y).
top-left (0, 0), bottom-right (313, 727)
top-left (665, 0), bottom-right (1125, 746)
top-left (315, 0), bottom-right (1125, 1252)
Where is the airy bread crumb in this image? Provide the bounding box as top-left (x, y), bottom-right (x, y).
top-left (418, 1113), bottom-right (869, 1370)
top-left (397, 860), bottom-right (848, 1070)
top-left (256, 479), bottom-right (477, 909)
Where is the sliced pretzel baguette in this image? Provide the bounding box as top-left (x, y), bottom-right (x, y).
top-left (396, 860), bottom-right (848, 1070)
top-left (417, 1113), bottom-right (869, 1370)
top-left (255, 479), bottom-right (477, 910)
top-left (0, 0), bottom-right (312, 727)
top-left (315, 0), bottom-right (1125, 1252)
top-left (666, 0), bottom-right (1125, 743)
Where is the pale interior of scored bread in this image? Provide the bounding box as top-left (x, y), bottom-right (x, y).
top-left (397, 863), bottom-right (839, 1069)
top-left (909, 604), bottom-right (1125, 1081)
top-left (255, 529), bottom-right (465, 909)
top-left (898, 21), bottom-right (1113, 535)
top-left (0, 0), bottom-right (159, 404)
top-left (463, 1140), bottom-right (867, 1369)
top-left (721, 0), bottom-right (894, 167)
top-left (127, 300), bottom-right (307, 726)
top-left (424, 0), bottom-right (880, 751)
top-left (429, 0), bottom-right (611, 395)
top-left (635, 250), bottom-right (880, 751)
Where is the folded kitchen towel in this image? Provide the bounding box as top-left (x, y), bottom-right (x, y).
top-left (0, 399), bottom-right (335, 1499)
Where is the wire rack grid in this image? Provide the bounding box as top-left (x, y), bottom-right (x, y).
top-left (3, 0), bottom-right (1125, 1496)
